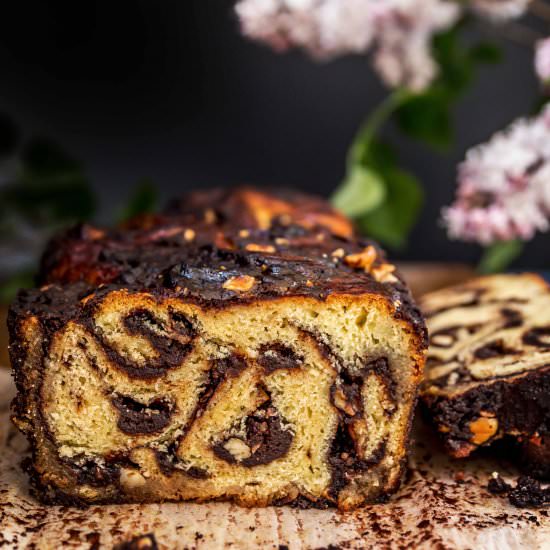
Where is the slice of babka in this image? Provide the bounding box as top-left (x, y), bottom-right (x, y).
top-left (8, 187), bottom-right (426, 510)
top-left (420, 274), bottom-right (550, 477)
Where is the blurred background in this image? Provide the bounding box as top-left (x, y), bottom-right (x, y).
top-left (0, 0), bottom-right (545, 281)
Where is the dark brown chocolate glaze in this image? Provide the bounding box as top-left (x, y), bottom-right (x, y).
top-left (11, 187), bottom-right (425, 346)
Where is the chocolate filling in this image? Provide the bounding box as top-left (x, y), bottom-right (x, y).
top-left (111, 394), bottom-right (174, 435)
top-left (257, 344), bottom-right (303, 373)
top-left (88, 309), bottom-right (195, 379)
top-left (153, 354), bottom-right (248, 475)
top-left (64, 453), bottom-right (136, 489)
top-left (213, 399), bottom-right (293, 467)
top-left (474, 340), bottom-right (519, 360)
top-left (425, 367), bottom-right (550, 454)
top-left (328, 420), bottom-right (386, 499)
top-left (523, 326), bottom-right (550, 348)
top-left (501, 308), bottom-right (523, 328)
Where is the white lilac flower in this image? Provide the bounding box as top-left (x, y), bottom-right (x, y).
top-left (443, 106), bottom-right (550, 244)
top-left (535, 37), bottom-right (550, 84)
top-left (235, 0), bottom-right (461, 91)
top-left (469, 0), bottom-right (531, 21)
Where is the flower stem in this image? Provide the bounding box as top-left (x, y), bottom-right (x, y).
top-left (347, 88), bottom-right (410, 170)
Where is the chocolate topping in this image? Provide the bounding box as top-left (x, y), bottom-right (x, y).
top-left (10, 187), bottom-right (426, 352)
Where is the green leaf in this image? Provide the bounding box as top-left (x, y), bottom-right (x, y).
top-left (3, 136), bottom-right (97, 222)
top-left (0, 271), bottom-right (35, 305)
top-left (394, 91), bottom-right (452, 151)
top-left (478, 240), bottom-right (523, 274)
top-left (331, 165), bottom-right (386, 218)
top-left (2, 176), bottom-right (96, 222)
top-left (357, 168), bottom-right (423, 249)
top-left (393, 23), bottom-right (502, 151)
top-left (468, 42), bottom-right (502, 64)
top-left (21, 137), bottom-right (81, 177)
top-left (119, 178), bottom-right (159, 223)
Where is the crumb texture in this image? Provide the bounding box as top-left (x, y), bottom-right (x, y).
top-left (420, 273), bottom-right (550, 470)
top-left (9, 187), bottom-right (426, 509)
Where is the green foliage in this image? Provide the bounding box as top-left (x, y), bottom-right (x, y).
top-left (0, 115), bottom-right (160, 304)
top-left (395, 24), bottom-right (502, 151)
top-left (0, 272), bottom-right (35, 304)
top-left (332, 165), bottom-right (385, 218)
top-left (118, 178), bottom-right (159, 223)
top-left (333, 19), bottom-right (502, 251)
top-left (358, 164), bottom-right (423, 250)
top-left (478, 240), bottom-right (523, 274)
top-left (0, 137), bottom-right (96, 223)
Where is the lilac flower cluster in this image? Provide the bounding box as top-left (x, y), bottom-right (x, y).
top-left (235, 0), bottom-right (461, 91)
top-left (469, 0), bottom-right (531, 21)
top-left (444, 106), bottom-right (550, 244)
top-left (235, 0), bottom-right (533, 92)
top-left (536, 37), bottom-right (550, 84)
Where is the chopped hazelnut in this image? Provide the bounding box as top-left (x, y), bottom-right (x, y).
top-left (239, 229), bottom-right (250, 238)
top-left (469, 417), bottom-right (498, 445)
top-left (223, 438), bottom-right (252, 461)
top-left (86, 227), bottom-right (106, 241)
top-left (204, 208), bottom-right (217, 224)
top-left (371, 263), bottom-right (398, 284)
top-left (344, 246), bottom-right (377, 271)
top-left (331, 248), bottom-right (345, 258)
top-left (245, 243), bottom-right (276, 253)
top-left (275, 238), bottom-right (289, 246)
top-left (306, 280), bottom-right (314, 287)
top-left (223, 275), bottom-right (256, 292)
top-left (183, 228), bottom-right (195, 242)
top-left (80, 293), bottom-right (96, 305)
top-left (332, 387), bottom-right (357, 416)
top-left (120, 468), bottom-right (146, 489)
top-left (279, 214), bottom-right (292, 226)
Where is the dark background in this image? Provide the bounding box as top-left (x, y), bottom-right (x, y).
top-left (0, 0), bottom-right (546, 266)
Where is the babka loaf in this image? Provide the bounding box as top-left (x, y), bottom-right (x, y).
top-left (8, 187), bottom-right (426, 509)
top-left (420, 274), bottom-right (550, 476)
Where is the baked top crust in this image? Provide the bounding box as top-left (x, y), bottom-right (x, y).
top-left (14, 186), bottom-right (424, 336)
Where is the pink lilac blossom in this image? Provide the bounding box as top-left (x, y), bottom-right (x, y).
top-left (235, 0), bottom-right (460, 91)
top-left (469, 0), bottom-right (531, 21)
top-left (443, 105), bottom-right (550, 244)
top-left (535, 37), bottom-right (550, 83)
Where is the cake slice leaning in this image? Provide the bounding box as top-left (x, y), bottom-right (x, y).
top-left (420, 273), bottom-right (550, 477)
top-left (9, 187), bottom-right (426, 510)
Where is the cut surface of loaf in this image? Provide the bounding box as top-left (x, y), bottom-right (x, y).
top-left (9, 187), bottom-right (426, 509)
top-left (420, 274), bottom-right (550, 476)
